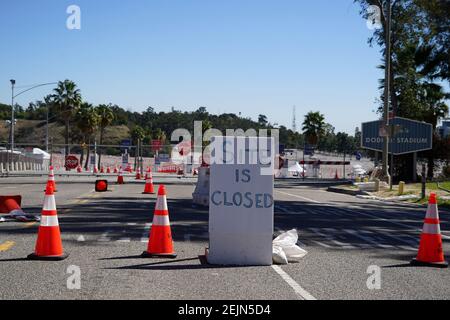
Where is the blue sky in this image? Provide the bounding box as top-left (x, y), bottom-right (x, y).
top-left (0, 0), bottom-right (383, 134)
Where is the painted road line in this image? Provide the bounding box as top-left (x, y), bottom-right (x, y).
top-left (309, 228), bottom-right (356, 249)
top-left (24, 222), bottom-right (37, 228)
top-left (275, 190), bottom-right (321, 204)
top-left (0, 241), bottom-right (15, 252)
top-left (141, 223), bottom-right (152, 242)
top-left (312, 240), bottom-right (332, 249)
top-left (98, 230), bottom-right (112, 242)
top-left (280, 191), bottom-right (450, 240)
top-left (272, 265), bottom-right (316, 300)
top-left (343, 229), bottom-right (394, 249)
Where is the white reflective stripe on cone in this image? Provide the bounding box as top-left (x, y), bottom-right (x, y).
top-left (423, 223), bottom-right (441, 235)
top-left (40, 215), bottom-right (59, 227)
top-left (155, 196), bottom-right (168, 211)
top-left (43, 195), bottom-right (56, 211)
top-left (425, 205), bottom-right (439, 219)
top-left (153, 214), bottom-right (170, 226)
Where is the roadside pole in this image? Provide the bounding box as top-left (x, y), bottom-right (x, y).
top-left (382, 0), bottom-right (392, 186)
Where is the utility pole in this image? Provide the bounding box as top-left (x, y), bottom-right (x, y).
top-left (382, 0), bottom-right (392, 185)
top-left (10, 80), bottom-right (16, 152)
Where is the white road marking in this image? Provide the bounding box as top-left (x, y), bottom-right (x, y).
top-left (275, 190), bottom-right (321, 203)
top-left (272, 265), bottom-right (316, 300)
top-left (279, 190), bottom-right (450, 240)
top-left (98, 230), bottom-right (112, 242)
top-left (309, 228), bottom-right (356, 249)
top-left (312, 240), bottom-right (332, 248)
top-left (343, 229), bottom-right (394, 249)
top-left (141, 223), bottom-right (152, 242)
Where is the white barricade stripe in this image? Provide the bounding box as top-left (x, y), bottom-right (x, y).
top-left (155, 196), bottom-right (168, 211)
top-left (43, 195), bottom-right (56, 211)
top-left (152, 215), bottom-right (170, 226)
top-left (41, 215), bottom-right (59, 227)
top-left (423, 223), bottom-right (440, 235)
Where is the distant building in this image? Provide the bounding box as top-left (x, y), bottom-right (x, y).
top-left (438, 119), bottom-right (450, 138)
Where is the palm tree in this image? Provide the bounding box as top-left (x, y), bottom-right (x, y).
top-left (76, 103), bottom-right (100, 170)
top-left (51, 80), bottom-right (82, 159)
top-left (95, 104), bottom-right (115, 168)
top-left (302, 111), bottom-right (325, 146)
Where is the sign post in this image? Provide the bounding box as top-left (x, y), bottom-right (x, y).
top-left (361, 117), bottom-right (433, 155)
top-left (208, 136), bottom-right (275, 266)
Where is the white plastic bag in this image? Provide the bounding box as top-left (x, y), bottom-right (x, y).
top-left (272, 229), bottom-right (307, 264)
top-left (272, 245), bottom-right (289, 265)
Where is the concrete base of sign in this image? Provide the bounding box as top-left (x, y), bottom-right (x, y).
top-left (192, 167), bottom-right (210, 207)
top-left (205, 243), bottom-right (273, 266)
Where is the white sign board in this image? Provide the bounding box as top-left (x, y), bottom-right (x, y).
top-left (208, 136), bottom-right (275, 266)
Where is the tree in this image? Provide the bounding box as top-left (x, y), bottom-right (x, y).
top-left (356, 0), bottom-right (449, 180)
top-left (51, 80), bottom-right (82, 159)
top-left (96, 104), bottom-right (115, 168)
top-left (258, 114), bottom-right (268, 127)
top-left (302, 111), bottom-right (325, 145)
top-left (76, 103), bottom-right (100, 169)
top-left (131, 125), bottom-right (146, 170)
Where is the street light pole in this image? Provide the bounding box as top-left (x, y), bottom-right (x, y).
top-left (10, 79), bottom-right (16, 152)
top-left (46, 105), bottom-right (49, 152)
top-left (382, 0), bottom-right (392, 185)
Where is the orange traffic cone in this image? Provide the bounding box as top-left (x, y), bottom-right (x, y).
top-left (334, 169), bottom-right (339, 180)
top-left (77, 165), bottom-right (82, 173)
top-left (27, 186), bottom-right (68, 260)
top-left (117, 167), bottom-right (124, 184)
top-left (411, 193), bottom-right (448, 268)
top-left (100, 166), bottom-right (105, 173)
top-left (94, 166), bottom-right (99, 174)
top-left (142, 170), bottom-right (155, 194)
top-left (106, 167), bottom-right (111, 174)
top-left (45, 166), bottom-right (57, 192)
top-left (142, 185), bottom-right (176, 258)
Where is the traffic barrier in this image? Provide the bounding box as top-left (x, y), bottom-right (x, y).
top-left (0, 195), bottom-right (39, 222)
top-left (27, 186), bottom-right (68, 261)
top-left (411, 193), bottom-right (448, 268)
top-left (192, 167), bottom-right (210, 206)
top-left (142, 169), bottom-right (155, 194)
top-left (95, 180), bottom-right (108, 192)
top-left (45, 166), bottom-right (57, 192)
top-left (0, 195), bottom-right (22, 215)
top-left (142, 185), bottom-right (177, 258)
top-left (117, 167), bottom-right (124, 184)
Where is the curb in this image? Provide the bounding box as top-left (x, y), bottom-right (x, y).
top-left (327, 186), bottom-right (369, 196)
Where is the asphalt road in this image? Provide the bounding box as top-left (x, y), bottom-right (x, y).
top-left (0, 176), bottom-right (449, 300)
